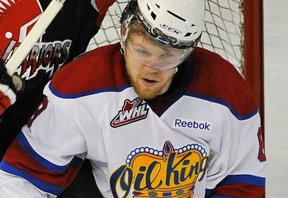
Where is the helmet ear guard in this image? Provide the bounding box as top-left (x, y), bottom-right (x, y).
top-left (120, 0), bottom-right (205, 50)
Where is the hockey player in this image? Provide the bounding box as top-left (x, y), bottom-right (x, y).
top-left (0, 0), bottom-right (266, 197)
top-left (0, 0), bottom-right (115, 197)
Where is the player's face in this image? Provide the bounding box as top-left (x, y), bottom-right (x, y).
top-left (124, 35), bottom-right (180, 99)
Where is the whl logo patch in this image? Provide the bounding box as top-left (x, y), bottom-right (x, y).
top-left (111, 98), bottom-right (149, 128)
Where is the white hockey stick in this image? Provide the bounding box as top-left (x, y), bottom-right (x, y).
top-left (5, 0), bottom-right (66, 76)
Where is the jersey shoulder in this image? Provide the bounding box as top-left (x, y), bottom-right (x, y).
top-left (51, 43), bottom-right (129, 97)
top-left (94, 0), bottom-right (116, 26)
top-left (188, 48), bottom-right (258, 117)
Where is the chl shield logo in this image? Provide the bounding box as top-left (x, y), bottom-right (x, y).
top-left (111, 98), bottom-right (149, 128)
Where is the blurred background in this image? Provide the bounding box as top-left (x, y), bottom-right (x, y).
top-left (264, 0), bottom-right (288, 197)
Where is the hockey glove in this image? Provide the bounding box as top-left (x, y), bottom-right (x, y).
top-left (0, 59), bottom-right (24, 115)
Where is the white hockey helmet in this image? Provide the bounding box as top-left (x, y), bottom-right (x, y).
top-left (121, 0), bottom-right (205, 49)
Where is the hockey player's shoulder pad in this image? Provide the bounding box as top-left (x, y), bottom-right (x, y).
top-left (51, 43), bottom-right (129, 96)
top-left (189, 47), bottom-right (258, 117)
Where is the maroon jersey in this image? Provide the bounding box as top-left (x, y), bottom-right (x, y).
top-left (0, 0), bottom-right (115, 158)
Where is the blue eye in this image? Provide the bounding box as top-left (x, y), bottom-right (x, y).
top-left (136, 49), bottom-right (150, 56)
top-left (161, 53), bottom-right (171, 58)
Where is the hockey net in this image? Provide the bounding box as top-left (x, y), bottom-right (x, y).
top-left (88, 0), bottom-right (244, 72)
top-left (87, 0), bottom-right (264, 126)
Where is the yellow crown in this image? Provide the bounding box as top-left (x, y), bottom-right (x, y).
top-left (126, 141), bottom-right (208, 197)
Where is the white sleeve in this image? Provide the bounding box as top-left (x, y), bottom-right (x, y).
top-left (0, 83), bottom-right (87, 196)
top-left (206, 111), bottom-right (266, 193)
top-left (0, 170), bottom-right (56, 198)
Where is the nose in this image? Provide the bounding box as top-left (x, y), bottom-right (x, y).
top-left (143, 64), bottom-right (160, 73)
top-left (142, 58), bottom-right (164, 72)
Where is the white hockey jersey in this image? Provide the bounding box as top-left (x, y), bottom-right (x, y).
top-left (0, 44), bottom-right (266, 198)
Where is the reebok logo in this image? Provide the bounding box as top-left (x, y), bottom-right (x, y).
top-left (111, 98), bottom-right (149, 128)
top-left (174, 118), bottom-right (211, 131)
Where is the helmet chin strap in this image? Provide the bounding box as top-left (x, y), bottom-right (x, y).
top-left (175, 67), bottom-right (178, 73)
top-left (120, 15), bottom-right (134, 55)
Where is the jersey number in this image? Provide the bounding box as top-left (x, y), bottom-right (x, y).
top-left (27, 97), bottom-right (48, 128)
top-left (257, 127), bottom-right (266, 162)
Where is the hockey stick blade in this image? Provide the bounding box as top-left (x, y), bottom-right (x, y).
top-left (5, 0), bottom-right (66, 76)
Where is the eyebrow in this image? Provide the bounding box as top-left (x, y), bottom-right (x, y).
top-left (132, 42), bottom-right (174, 56)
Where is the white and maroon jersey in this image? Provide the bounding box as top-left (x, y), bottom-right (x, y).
top-left (0, 44), bottom-right (266, 197)
top-left (0, 0), bottom-right (115, 158)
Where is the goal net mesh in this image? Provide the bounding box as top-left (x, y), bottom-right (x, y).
top-left (87, 0), bottom-right (244, 73)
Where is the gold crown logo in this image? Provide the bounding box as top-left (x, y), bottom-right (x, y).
top-left (126, 141), bottom-right (208, 197)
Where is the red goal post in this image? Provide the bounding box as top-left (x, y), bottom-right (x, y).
top-left (87, 0), bottom-right (264, 135)
top-left (243, 0), bottom-right (264, 138)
